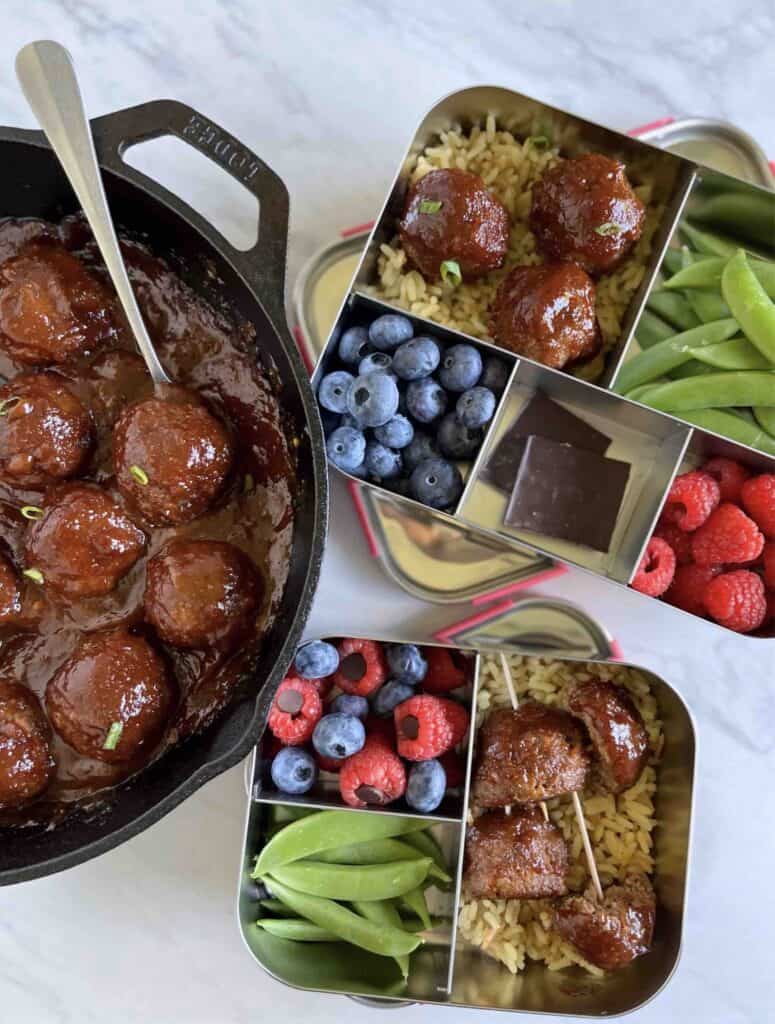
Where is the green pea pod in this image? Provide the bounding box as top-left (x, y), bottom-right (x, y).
top-left (660, 247), bottom-right (686, 276)
top-left (261, 876), bottom-right (421, 957)
top-left (688, 337), bottom-right (773, 371)
top-left (256, 918), bottom-right (340, 942)
top-left (664, 255), bottom-right (775, 298)
top-left (635, 309), bottom-right (676, 350)
top-left (685, 288), bottom-right (731, 324)
top-left (259, 898), bottom-right (297, 918)
top-left (352, 899), bottom-right (411, 979)
top-left (401, 885), bottom-right (432, 929)
top-left (254, 810), bottom-right (428, 876)
top-left (669, 359), bottom-right (715, 379)
top-left (268, 858), bottom-right (432, 901)
top-left (722, 250), bottom-right (775, 363)
top-left (312, 838), bottom-right (450, 883)
top-left (613, 319), bottom-right (739, 394)
top-left (690, 192), bottom-right (775, 250)
top-left (674, 409), bottom-right (775, 456)
top-left (402, 830), bottom-right (449, 878)
top-left (625, 382), bottom-right (669, 404)
top-left (680, 221), bottom-right (738, 257)
top-left (646, 290), bottom-right (701, 331)
top-left (643, 371), bottom-right (775, 413)
top-left (753, 406), bottom-right (775, 438)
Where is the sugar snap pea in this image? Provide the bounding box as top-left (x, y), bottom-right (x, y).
top-left (402, 830), bottom-right (448, 876)
top-left (664, 256), bottom-right (775, 297)
top-left (670, 409), bottom-right (775, 455)
top-left (691, 192), bottom-right (775, 250)
top-left (613, 318), bottom-right (739, 394)
top-left (312, 837), bottom-right (450, 883)
top-left (260, 898), bottom-right (297, 917)
top-left (669, 359), bottom-right (714, 379)
top-left (254, 810), bottom-right (428, 876)
top-left (722, 250), bottom-right (775, 363)
top-left (353, 899), bottom-right (410, 978)
top-left (646, 290), bottom-right (701, 331)
top-left (680, 221), bottom-right (738, 257)
top-left (689, 337), bottom-right (773, 371)
top-left (635, 309), bottom-right (676, 350)
top-left (625, 382), bottom-right (669, 404)
top-left (401, 885), bottom-right (431, 929)
top-left (261, 876), bottom-right (421, 957)
top-left (685, 288), bottom-right (731, 324)
top-left (754, 406), bottom-right (775, 438)
top-left (268, 857), bottom-right (432, 901)
top-left (643, 371), bottom-right (775, 413)
top-left (256, 918), bottom-right (339, 942)
top-left (660, 247), bottom-right (685, 276)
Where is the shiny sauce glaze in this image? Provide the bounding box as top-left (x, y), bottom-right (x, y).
top-left (0, 215), bottom-right (297, 824)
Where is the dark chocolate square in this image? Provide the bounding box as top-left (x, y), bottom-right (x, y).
top-left (483, 392), bottom-right (611, 494)
top-left (503, 435), bottom-right (631, 552)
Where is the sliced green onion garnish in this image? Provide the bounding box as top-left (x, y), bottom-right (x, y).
top-left (440, 259), bottom-right (462, 287)
top-left (595, 221), bottom-right (623, 237)
top-left (103, 721), bottom-right (123, 751)
top-left (419, 199), bottom-right (442, 214)
top-left (20, 505), bottom-right (44, 521)
top-left (526, 135), bottom-right (550, 149)
top-left (0, 396), bottom-right (20, 416)
top-left (243, 473), bottom-right (255, 494)
top-left (129, 465), bottom-right (149, 486)
top-left (23, 568), bottom-right (44, 584)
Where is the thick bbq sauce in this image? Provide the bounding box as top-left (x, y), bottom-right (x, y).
top-left (0, 215), bottom-right (297, 824)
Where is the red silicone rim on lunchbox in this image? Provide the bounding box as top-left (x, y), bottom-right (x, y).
top-left (470, 563), bottom-right (568, 606)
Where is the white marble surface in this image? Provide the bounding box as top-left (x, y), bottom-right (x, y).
top-left (2, 2), bottom-right (775, 1022)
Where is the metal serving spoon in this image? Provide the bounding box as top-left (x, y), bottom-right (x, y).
top-left (15, 39), bottom-right (171, 385)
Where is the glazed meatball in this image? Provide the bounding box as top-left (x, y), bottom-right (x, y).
top-left (0, 240), bottom-right (118, 365)
top-left (113, 385), bottom-right (233, 526)
top-left (530, 154), bottom-right (645, 275)
top-left (24, 483), bottom-right (146, 598)
top-left (0, 680), bottom-right (55, 808)
top-left (490, 262), bottom-right (600, 370)
top-left (83, 349), bottom-right (152, 428)
top-left (398, 168), bottom-right (510, 281)
top-left (472, 703), bottom-right (589, 807)
top-left (0, 372), bottom-right (92, 488)
top-left (567, 679), bottom-right (649, 793)
top-left (46, 628), bottom-right (175, 764)
top-left (0, 551), bottom-right (21, 625)
top-left (144, 539), bottom-right (262, 649)
top-left (464, 807), bottom-right (568, 899)
top-left (553, 874), bottom-right (656, 970)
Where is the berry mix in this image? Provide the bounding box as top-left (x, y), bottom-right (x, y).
top-left (318, 311), bottom-right (509, 510)
top-left (266, 638), bottom-right (471, 813)
top-left (631, 456), bottom-right (775, 633)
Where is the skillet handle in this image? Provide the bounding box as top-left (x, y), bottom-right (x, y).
top-left (89, 99), bottom-right (290, 335)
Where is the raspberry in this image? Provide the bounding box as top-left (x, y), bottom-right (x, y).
top-left (339, 738), bottom-right (406, 807)
top-left (661, 471), bottom-right (720, 531)
top-left (267, 676), bottom-right (322, 745)
top-left (421, 647), bottom-right (468, 694)
top-left (767, 592), bottom-right (775, 625)
top-left (664, 564), bottom-right (721, 617)
top-left (764, 542), bottom-right (775, 590)
top-left (654, 522), bottom-right (692, 565)
top-left (332, 639), bottom-right (387, 697)
top-left (704, 570), bottom-right (766, 633)
top-left (309, 676), bottom-right (334, 699)
top-left (703, 457), bottom-right (750, 504)
top-left (394, 695), bottom-right (470, 761)
top-left (692, 503), bottom-right (764, 566)
top-left (438, 749), bottom-right (465, 788)
top-left (630, 537), bottom-right (676, 597)
top-left (316, 752), bottom-right (344, 773)
top-left (364, 714), bottom-right (396, 750)
top-left (741, 474), bottom-right (775, 538)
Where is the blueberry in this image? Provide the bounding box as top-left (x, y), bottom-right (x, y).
top-left (369, 314), bottom-right (414, 351)
top-left (312, 713), bottom-right (366, 759)
top-left (326, 425), bottom-right (367, 472)
top-left (346, 372), bottom-right (400, 428)
top-left (372, 680), bottom-right (415, 717)
top-left (439, 344), bottom-right (482, 392)
top-left (365, 441), bottom-right (402, 480)
top-left (374, 414), bottom-right (414, 450)
top-left (437, 413), bottom-right (482, 459)
top-left (359, 351), bottom-right (394, 377)
top-left (406, 378), bottom-right (448, 423)
top-left (403, 432), bottom-right (440, 471)
top-left (480, 355), bottom-right (510, 396)
top-left (456, 386), bottom-right (497, 429)
top-left (295, 640), bottom-right (339, 679)
top-left (271, 748), bottom-right (318, 794)
top-left (331, 694), bottom-right (370, 721)
top-left (406, 759), bottom-right (446, 813)
top-left (349, 461), bottom-right (368, 479)
top-left (392, 336), bottom-right (441, 381)
top-left (383, 476), bottom-right (412, 497)
top-left (339, 325), bottom-right (372, 365)
top-left (386, 644), bottom-right (427, 685)
top-left (410, 457), bottom-right (463, 510)
top-left (318, 371), bottom-right (354, 414)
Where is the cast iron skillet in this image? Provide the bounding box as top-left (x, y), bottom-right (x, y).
top-left (0, 100), bottom-right (328, 885)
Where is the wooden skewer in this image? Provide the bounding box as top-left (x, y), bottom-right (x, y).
top-left (498, 654), bottom-right (603, 902)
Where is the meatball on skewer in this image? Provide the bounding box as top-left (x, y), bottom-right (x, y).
top-left (567, 679), bottom-right (650, 793)
top-left (0, 679), bottom-right (55, 808)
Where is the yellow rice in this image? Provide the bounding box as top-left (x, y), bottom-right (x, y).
top-left (457, 655), bottom-right (663, 976)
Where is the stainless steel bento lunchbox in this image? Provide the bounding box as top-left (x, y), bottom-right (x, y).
top-left (311, 85), bottom-right (775, 640)
top-left (237, 614), bottom-right (695, 1017)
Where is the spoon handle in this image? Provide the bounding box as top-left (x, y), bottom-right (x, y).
top-left (15, 40), bottom-right (170, 385)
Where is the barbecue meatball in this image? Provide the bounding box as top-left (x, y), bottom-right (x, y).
top-left (398, 168), bottom-right (510, 281)
top-left (24, 483), bottom-right (146, 598)
top-left (144, 539), bottom-right (262, 649)
top-left (84, 349), bottom-right (152, 428)
top-left (472, 703), bottom-right (589, 807)
top-left (464, 807), bottom-right (568, 899)
top-left (0, 372), bottom-right (92, 488)
top-left (0, 551), bottom-right (21, 626)
top-left (113, 386), bottom-right (233, 526)
top-left (567, 679), bottom-right (649, 793)
top-left (0, 680), bottom-right (55, 808)
top-left (530, 154), bottom-right (645, 275)
top-left (46, 628), bottom-right (174, 764)
top-left (0, 240), bottom-right (118, 365)
top-left (553, 874), bottom-right (656, 970)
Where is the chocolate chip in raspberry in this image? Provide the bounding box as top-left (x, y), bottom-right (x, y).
top-left (355, 784), bottom-right (384, 803)
top-left (340, 653), bottom-right (366, 681)
top-left (277, 690), bottom-right (304, 714)
top-left (401, 715), bottom-right (420, 739)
